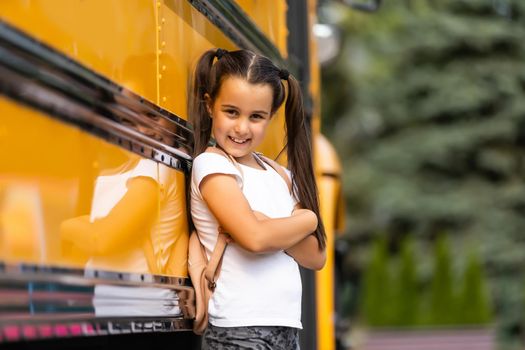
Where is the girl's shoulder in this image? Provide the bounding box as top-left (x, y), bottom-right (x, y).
top-left (194, 146), bottom-right (231, 160)
top-left (193, 151), bottom-right (233, 170)
top-left (191, 150), bottom-right (243, 186)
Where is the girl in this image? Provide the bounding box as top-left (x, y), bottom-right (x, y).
top-left (189, 48), bottom-right (326, 349)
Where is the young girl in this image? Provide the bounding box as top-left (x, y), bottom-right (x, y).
top-left (189, 48), bottom-right (326, 349)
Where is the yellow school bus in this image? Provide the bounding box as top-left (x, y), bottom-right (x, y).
top-left (0, 1), bottom-right (344, 349)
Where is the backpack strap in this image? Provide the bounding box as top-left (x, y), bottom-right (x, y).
top-left (254, 152), bottom-right (292, 194)
top-left (198, 146), bottom-right (242, 290)
top-left (205, 146), bottom-right (244, 183)
top-left (204, 232), bottom-right (228, 290)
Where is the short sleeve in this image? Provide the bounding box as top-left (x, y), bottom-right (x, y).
top-left (192, 152), bottom-right (243, 190)
top-left (130, 159), bottom-right (158, 181)
top-left (90, 159), bottom-right (158, 222)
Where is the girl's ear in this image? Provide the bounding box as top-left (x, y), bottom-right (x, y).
top-left (204, 93), bottom-right (213, 117)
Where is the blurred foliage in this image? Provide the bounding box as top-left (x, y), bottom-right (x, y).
top-left (458, 250), bottom-right (492, 324)
top-left (392, 237), bottom-right (419, 326)
top-left (428, 235), bottom-right (456, 325)
top-left (361, 237), bottom-right (392, 326)
top-left (359, 235), bottom-right (492, 327)
top-left (320, 0), bottom-right (525, 343)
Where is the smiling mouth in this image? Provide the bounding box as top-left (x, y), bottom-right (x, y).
top-left (229, 136), bottom-right (250, 144)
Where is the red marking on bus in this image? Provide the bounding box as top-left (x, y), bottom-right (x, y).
top-left (38, 324), bottom-right (53, 338)
top-left (54, 324), bottom-right (68, 337)
top-left (22, 325), bottom-right (37, 339)
top-left (69, 323), bottom-right (82, 335)
top-left (70, 324), bottom-right (82, 336)
top-left (4, 325), bottom-right (20, 341)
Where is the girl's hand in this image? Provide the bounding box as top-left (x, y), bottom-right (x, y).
top-left (60, 215), bottom-right (96, 253)
top-left (285, 234), bottom-right (326, 270)
top-left (218, 226), bottom-right (234, 243)
top-left (292, 208), bottom-right (318, 230)
top-left (249, 209), bottom-right (324, 269)
top-left (286, 206), bottom-right (325, 270)
top-left (253, 209), bottom-right (318, 238)
top-left (292, 208), bottom-right (311, 216)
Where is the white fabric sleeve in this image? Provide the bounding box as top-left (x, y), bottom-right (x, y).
top-left (130, 159), bottom-right (158, 181)
top-left (90, 159), bottom-right (158, 222)
top-left (192, 152), bottom-right (243, 189)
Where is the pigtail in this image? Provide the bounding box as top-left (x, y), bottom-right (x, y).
top-left (284, 75), bottom-right (327, 250)
top-left (189, 49), bottom-right (217, 157)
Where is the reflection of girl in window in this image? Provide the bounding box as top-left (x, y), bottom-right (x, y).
top-left (60, 156), bottom-right (188, 277)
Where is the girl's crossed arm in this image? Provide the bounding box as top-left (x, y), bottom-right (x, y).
top-left (284, 230), bottom-right (326, 270)
top-left (200, 173), bottom-right (318, 254)
top-left (61, 176), bottom-right (158, 254)
top-left (253, 209), bottom-right (326, 271)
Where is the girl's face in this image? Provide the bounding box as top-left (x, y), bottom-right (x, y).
top-left (207, 76), bottom-right (273, 165)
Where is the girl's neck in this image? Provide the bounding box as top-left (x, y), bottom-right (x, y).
top-left (214, 144), bottom-right (265, 170)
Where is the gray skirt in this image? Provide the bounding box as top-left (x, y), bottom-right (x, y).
top-left (202, 324), bottom-right (300, 350)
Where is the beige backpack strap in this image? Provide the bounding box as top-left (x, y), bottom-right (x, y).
top-left (254, 153), bottom-right (292, 194)
top-left (205, 146), bottom-right (244, 181)
top-left (199, 146), bottom-right (242, 290)
top-left (204, 233), bottom-right (228, 290)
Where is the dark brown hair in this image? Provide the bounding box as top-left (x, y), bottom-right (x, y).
top-left (189, 49), bottom-right (326, 250)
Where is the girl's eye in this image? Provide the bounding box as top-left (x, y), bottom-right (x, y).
top-left (224, 109), bottom-right (237, 116)
top-left (251, 114), bottom-right (264, 120)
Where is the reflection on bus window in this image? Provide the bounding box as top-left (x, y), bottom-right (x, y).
top-left (60, 156), bottom-right (188, 277)
top-left (93, 285), bottom-right (182, 317)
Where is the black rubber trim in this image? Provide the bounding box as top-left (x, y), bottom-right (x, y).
top-left (187, 0), bottom-right (296, 74)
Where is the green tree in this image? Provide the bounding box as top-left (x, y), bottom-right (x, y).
top-left (457, 251), bottom-right (492, 324)
top-left (361, 237), bottom-right (393, 326)
top-left (429, 235), bottom-right (456, 325)
top-left (392, 237), bottom-right (419, 326)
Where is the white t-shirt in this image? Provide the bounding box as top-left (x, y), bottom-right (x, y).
top-left (190, 152), bottom-right (302, 328)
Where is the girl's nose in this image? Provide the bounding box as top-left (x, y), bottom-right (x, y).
top-left (234, 118), bottom-right (249, 134)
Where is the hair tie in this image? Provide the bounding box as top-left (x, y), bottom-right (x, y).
top-left (215, 48), bottom-right (227, 60)
top-left (278, 69), bottom-right (289, 80)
